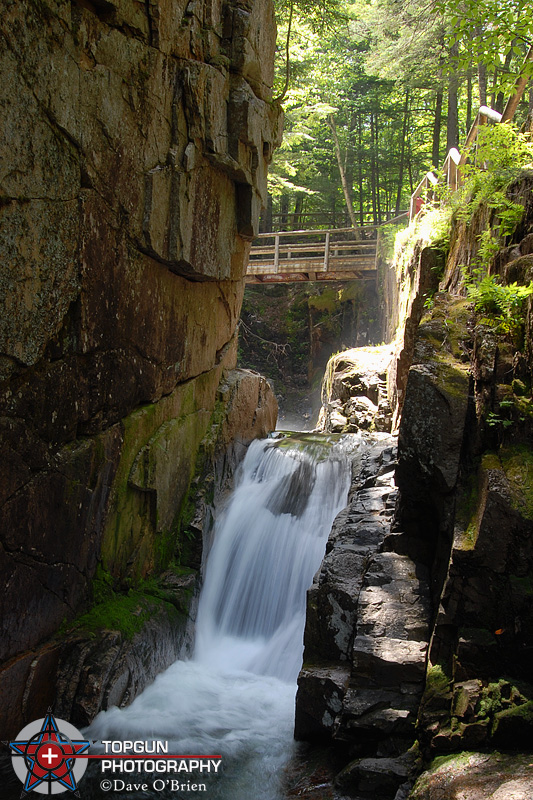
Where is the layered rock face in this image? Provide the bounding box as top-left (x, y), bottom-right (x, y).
top-left (293, 175), bottom-right (533, 799)
top-left (294, 436), bottom-right (432, 799)
top-left (0, 0), bottom-right (280, 736)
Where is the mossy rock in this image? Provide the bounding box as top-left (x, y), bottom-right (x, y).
top-left (492, 700), bottom-right (533, 748)
top-left (67, 593), bottom-right (176, 640)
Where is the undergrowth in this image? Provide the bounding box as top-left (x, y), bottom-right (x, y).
top-left (465, 268), bottom-right (533, 342)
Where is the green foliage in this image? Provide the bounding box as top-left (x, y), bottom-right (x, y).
top-left (457, 124), bottom-right (532, 233)
top-left (92, 563), bottom-right (115, 605)
top-left (437, 0), bottom-right (533, 92)
top-left (394, 204), bottom-right (451, 283)
top-left (466, 270), bottom-right (533, 337)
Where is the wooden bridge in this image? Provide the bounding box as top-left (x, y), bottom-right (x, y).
top-left (245, 226), bottom-right (379, 284)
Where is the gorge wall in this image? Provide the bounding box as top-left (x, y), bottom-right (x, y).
top-left (0, 0), bottom-right (280, 738)
top-left (293, 172), bottom-right (533, 799)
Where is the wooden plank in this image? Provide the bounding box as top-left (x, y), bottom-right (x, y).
top-left (244, 269), bottom-right (377, 284)
top-left (247, 255), bottom-right (376, 273)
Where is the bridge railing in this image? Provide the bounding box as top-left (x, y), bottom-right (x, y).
top-left (248, 225), bottom-right (379, 277)
top-left (409, 106), bottom-right (503, 221)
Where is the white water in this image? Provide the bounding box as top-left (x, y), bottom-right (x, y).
top-left (86, 433), bottom-right (357, 799)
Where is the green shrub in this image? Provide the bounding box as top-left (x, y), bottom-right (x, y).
top-left (466, 270), bottom-right (533, 339)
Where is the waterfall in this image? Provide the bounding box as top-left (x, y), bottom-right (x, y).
top-left (195, 435), bottom-right (353, 682)
top-left (85, 433), bottom-right (357, 799)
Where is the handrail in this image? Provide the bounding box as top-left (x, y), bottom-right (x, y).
top-left (254, 225), bottom-right (380, 240)
top-left (501, 45), bottom-right (533, 123)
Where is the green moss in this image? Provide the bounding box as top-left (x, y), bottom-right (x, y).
top-left (100, 368), bottom-right (222, 585)
top-left (456, 473), bottom-right (481, 550)
top-left (512, 378), bottom-right (528, 397)
top-left (275, 431), bottom-right (341, 461)
top-left (69, 565), bottom-right (197, 640)
top-left (433, 359), bottom-right (470, 399)
top-left (430, 751), bottom-right (478, 771)
top-left (425, 664), bottom-right (452, 698)
top-left (482, 452), bottom-right (502, 471)
top-left (71, 592), bottom-right (169, 640)
top-left (308, 287), bottom-right (339, 313)
top-left (476, 683), bottom-right (503, 719)
top-left (498, 445), bottom-right (533, 520)
top-left (153, 527), bottom-right (176, 573)
top-left (493, 699), bottom-right (533, 726)
top-left (92, 563), bottom-right (115, 605)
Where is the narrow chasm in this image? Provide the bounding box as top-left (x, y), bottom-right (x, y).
top-left (3, 3), bottom-right (533, 800)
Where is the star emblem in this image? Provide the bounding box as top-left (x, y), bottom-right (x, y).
top-left (7, 710), bottom-right (90, 797)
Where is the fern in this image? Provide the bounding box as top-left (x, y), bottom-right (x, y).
top-left (467, 273), bottom-right (533, 338)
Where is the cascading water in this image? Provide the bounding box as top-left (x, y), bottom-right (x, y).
top-left (85, 432), bottom-right (358, 799)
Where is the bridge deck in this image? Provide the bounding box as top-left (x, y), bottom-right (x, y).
top-left (246, 226), bottom-right (378, 283)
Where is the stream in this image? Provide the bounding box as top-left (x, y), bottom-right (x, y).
top-left (84, 432), bottom-right (359, 799)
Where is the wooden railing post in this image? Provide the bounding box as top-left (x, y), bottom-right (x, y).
top-left (324, 231), bottom-right (330, 271)
top-left (274, 234), bottom-right (280, 273)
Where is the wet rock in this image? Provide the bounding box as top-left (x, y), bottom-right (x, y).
top-left (451, 679), bottom-right (482, 718)
top-left (387, 245), bottom-right (443, 429)
top-left (334, 754), bottom-right (411, 798)
top-left (330, 410), bottom-right (349, 432)
top-left (54, 571), bottom-right (200, 727)
top-left (397, 360), bottom-right (470, 496)
top-left (296, 432), bottom-right (432, 776)
top-left (295, 666), bottom-right (351, 741)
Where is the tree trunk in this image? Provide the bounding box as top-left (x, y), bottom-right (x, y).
top-left (358, 114), bottom-right (364, 226)
top-left (432, 89), bottom-right (443, 167)
top-left (345, 111), bottom-right (357, 210)
top-left (260, 193), bottom-right (273, 232)
top-left (369, 112), bottom-right (378, 225)
top-left (395, 90), bottom-right (409, 214)
top-left (466, 67), bottom-right (473, 133)
top-left (328, 114), bottom-right (359, 231)
top-left (280, 195), bottom-right (289, 230)
top-left (446, 44), bottom-right (459, 152)
top-left (490, 68), bottom-right (497, 108)
top-left (292, 195), bottom-right (304, 230)
top-left (496, 43), bottom-right (516, 113)
top-left (478, 63), bottom-right (487, 106)
top-left (374, 110), bottom-right (382, 223)
top-left (476, 25), bottom-right (487, 107)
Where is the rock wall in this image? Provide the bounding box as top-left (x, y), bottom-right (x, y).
top-left (0, 0), bottom-right (280, 737)
top-left (293, 174), bottom-right (533, 799)
top-left (293, 434), bottom-right (433, 800)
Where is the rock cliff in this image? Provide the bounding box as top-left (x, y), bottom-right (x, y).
top-left (0, 0), bottom-right (280, 737)
top-left (293, 173), bottom-right (533, 799)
